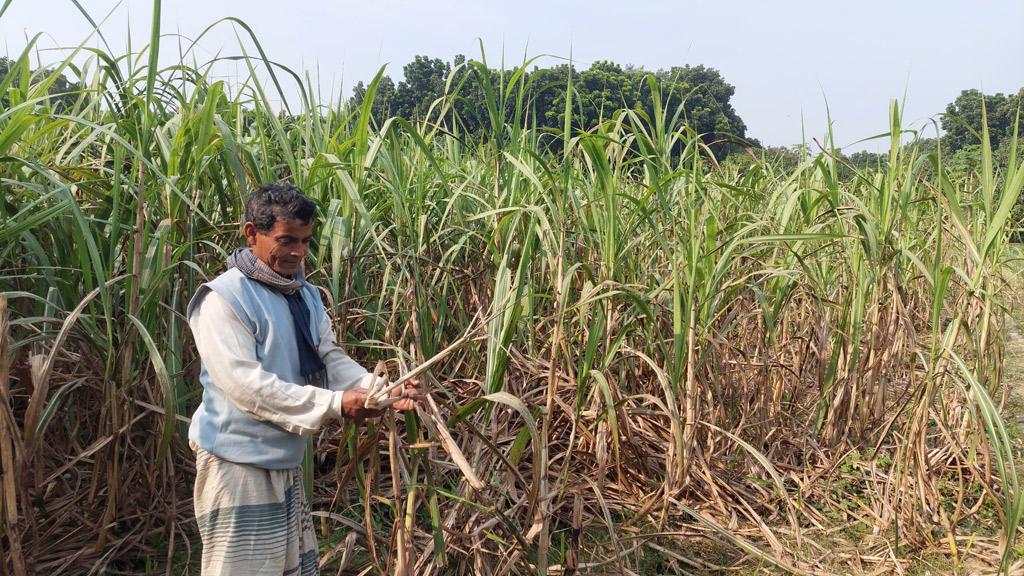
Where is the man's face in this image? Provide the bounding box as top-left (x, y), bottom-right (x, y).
top-left (243, 217), bottom-right (314, 277)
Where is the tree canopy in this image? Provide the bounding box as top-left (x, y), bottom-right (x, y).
top-left (942, 88), bottom-right (1023, 154)
top-left (0, 56), bottom-right (81, 112)
top-left (350, 55), bottom-right (751, 157)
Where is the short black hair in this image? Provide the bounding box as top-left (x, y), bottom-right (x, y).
top-left (244, 181), bottom-right (317, 232)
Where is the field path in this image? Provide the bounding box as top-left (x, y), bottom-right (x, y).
top-left (1005, 316), bottom-right (1024, 429)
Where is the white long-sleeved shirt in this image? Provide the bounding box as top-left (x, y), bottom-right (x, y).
top-left (189, 290), bottom-right (373, 435)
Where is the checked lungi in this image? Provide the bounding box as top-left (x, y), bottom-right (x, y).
top-left (193, 446), bottom-right (320, 576)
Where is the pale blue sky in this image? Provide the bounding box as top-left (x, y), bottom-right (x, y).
top-left (2, 0), bottom-right (1022, 152)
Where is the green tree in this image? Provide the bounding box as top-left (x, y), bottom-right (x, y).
top-left (392, 56), bottom-right (450, 120)
top-left (347, 55), bottom-right (752, 158)
top-left (942, 88), bottom-right (1022, 153)
top-left (0, 56), bottom-right (82, 112)
top-left (349, 75), bottom-right (396, 122)
top-left (657, 65), bottom-right (748, 147)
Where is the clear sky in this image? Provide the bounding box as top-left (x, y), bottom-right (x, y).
top-left (2, 0), bottom-right (1022, 152)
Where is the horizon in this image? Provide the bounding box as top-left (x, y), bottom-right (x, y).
top-left (1, 0), bottom-right (1021, 153)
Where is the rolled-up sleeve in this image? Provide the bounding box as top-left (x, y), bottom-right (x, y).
top-left (190, 290), bottom-right (344, 435)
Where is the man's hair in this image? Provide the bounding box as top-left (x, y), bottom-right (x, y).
top-left (244, 181), bottom-right (317, 232)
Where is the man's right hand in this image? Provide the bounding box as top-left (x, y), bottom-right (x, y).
top-left (340, 387), bottom-right (386, 420)
top-left (339, 382), bottom-right (425, 420)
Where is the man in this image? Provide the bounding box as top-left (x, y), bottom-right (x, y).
top-left (187, 181), bottom-right (422, 575)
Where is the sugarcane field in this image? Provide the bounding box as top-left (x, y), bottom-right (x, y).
top-left (2, 1), bottom-right (1024, 574)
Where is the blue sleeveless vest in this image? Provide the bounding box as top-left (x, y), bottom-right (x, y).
top-left (187, 268), bottom-right (325, 469)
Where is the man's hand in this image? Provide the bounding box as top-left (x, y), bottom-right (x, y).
top-left (386, 378), bottom-right (425, 411)
top-left (340, 379), bottom-right (425, 419)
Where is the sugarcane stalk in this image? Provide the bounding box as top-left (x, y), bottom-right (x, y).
top-left (364, 312), bottom-right (482, 408)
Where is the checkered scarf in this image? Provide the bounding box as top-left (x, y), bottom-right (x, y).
top-left (228, 247), bottom-right (305, 295)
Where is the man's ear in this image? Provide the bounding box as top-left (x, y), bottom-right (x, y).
top-left (242, 222), bottom-right (257, 247)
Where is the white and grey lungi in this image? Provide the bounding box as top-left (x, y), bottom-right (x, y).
top-left (193, 447), bottom-right (320, 575)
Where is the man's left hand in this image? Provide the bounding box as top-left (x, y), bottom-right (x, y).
top-left (386, 378), bottom-right (425, 411)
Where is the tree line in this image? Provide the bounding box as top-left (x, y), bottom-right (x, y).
top-left (348, 55), bottom-right (751, 157)
top-left (827, 88), bottom-right (1023, 173)
top-left (1, 54), bottom-right (1020, 166)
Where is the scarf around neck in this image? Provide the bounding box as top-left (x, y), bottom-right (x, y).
top-left (227, 248), bottom-right (327, 388)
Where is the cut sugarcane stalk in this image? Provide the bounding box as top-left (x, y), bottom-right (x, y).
top-left (364, 311), bottom-right (483, 408)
